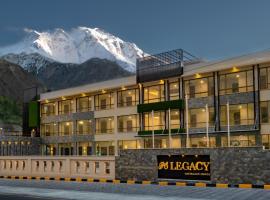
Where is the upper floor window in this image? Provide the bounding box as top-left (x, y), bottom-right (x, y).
top-left (59, 100), bottom-right (73, 114)
top-left (94, 92), bottom-right (114, 110)
top-left (118, 115), bottom-right (139, 133)
top-left (219, 70), bottom-right (253, 95)
top-left (76, 96), bottom-right (92, 112)
top-left (184, 76), bottom-right (214, 98)
top-left (59, 121), bottom-right (73, 136)
top-left (143, 84), bottom-right (165, 103)
top-left (188, 107), bottom-right (215, 128)
top-left (260, 101), bottom-right (270, 123)
top-left (76, 120), bottom-right (92, 135)
top-left (169, 81), bottom-right (180, 100)
top-left (117, 88), bottom-right (139, 107)
top-left (220, 103), bottom-right (254, 126)
top-left (170, 110), bottom-right (181, 129)
top-left (41, 103), bottom-right (56, 117)
top-left (95, 117), bottom-right (114, 134)
top-left (144, 111), bottom-right (165, 131)
top-left (259, 67), bottom-right (270, 90)
top-left (41, 123), bottom-right (58, 137)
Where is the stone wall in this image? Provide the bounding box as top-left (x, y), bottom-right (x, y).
top-left (115, 147), bottom-right (270, 185)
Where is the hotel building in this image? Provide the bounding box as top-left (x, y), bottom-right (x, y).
top-left (29, 49), bottom-right (270, 156)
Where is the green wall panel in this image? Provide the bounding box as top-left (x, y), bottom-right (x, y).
top-left (137, 99), bottom-right (184, 113)
top-left (28, 101), bottom-right (39, 127)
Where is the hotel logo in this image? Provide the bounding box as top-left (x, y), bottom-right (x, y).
top-left (157, 155), bottom-right (210, 180)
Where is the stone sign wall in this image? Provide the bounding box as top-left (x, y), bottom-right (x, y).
top-left (115, 147), bottom-right (270, 185)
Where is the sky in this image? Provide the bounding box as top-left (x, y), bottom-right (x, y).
top-left (1, 0), bottom-right (270, 60)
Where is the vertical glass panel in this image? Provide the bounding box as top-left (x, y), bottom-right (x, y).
top-left (169, 81), bottom-right (179, 100)
top-left (143, 84), bottom-right (164, 103)
top-left (188, 107), bottom-right (214, 128)
top-left (95, 117), bottom-right (114, 134)
top-left (143, 111), bottom-right (165, 130)
top-left (76, 120), bottom-right (92, 135)
top-left (41, 103), bottom-right (56, 117)
top-left (94, 93), bottom-right (114, 110)
top-left (170, 110), bottom-right (180, 129)
top-left (77, 97), bottom-right (91, 112)
top-left (117, 115), bottom-right (139, 132)
top-left (117, 89), bottom-right (139, 107)
top-left (59, 100), bottom-right (73, 114)
top-left (59, 121), bottom-right (73, 136)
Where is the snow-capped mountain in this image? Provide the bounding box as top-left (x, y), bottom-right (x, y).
top-left (0, 27), bottom-right (145, 72)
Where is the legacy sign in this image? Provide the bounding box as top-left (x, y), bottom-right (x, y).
top-left (157, 155), bottom-right (210, 180)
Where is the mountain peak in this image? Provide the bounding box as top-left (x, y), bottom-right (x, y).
top-left (0, 27), bottom-right (145, 72)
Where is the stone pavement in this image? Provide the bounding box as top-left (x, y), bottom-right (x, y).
top-left (0, 179), bottom-right (269, 200)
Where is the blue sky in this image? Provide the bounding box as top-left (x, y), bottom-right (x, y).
top-left (1, 0), bottom-right (270, 60)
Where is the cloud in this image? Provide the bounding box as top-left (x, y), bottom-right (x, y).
top-left (23, 27), bottom-right (34, 33)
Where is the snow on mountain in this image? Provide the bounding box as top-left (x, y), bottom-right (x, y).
top-left (0, 27), bottom-right (145, 72)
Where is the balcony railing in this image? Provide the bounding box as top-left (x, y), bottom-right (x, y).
top-left (136, 49), bottom-right (200, 83)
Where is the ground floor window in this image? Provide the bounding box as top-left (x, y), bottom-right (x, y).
top-left (43, 144), bottom-right (57, 156)
top-left (262, 134), bottom-right (270, 149)
top-left (143, 137), bottom-right (181, 149)
top-left (190, 136), bottom-right (216, 148)
top-left (59, 143), bottom-right (74, 155)
top-left (221, 135), bottom-right (255, 147)
top-left (95, 141), bottom-right (115, 156)
top-left (77, 142), bottom-right (92, 156)
top-left (118, 140), bottom-right (141, 150)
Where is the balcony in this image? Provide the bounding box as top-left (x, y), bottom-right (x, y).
top-left (136, 49), bottom-right (200, 83)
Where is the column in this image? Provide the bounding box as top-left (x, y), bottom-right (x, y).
top-left (180, 78), bottom-right (185, 129)
top-left (214, 72), bottom-right (221, 147)
top-left (254, 65), bottom-right (261, 146)
top-left (113, 91), bottom-right (119, 156)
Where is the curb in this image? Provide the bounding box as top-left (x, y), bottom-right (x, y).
top-left (0, 176), bottom-right (269, 190)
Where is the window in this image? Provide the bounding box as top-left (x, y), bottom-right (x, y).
top-left (220, 103), bottom-right (254, 126)
top-left (190, 137), bottom-right (216, 148)
top-left (169, 81), bottom-right (180, 100)
top-left (95, 141), bottom-right (115, 156)
top-left (76, 97), bottom-right (92, 112)
top-left (76, 120), bottom-right (92, 135)
top-left (259, 67), bottom-right (270, 90)
top-left (59, 143), bottom-right (74, 155)
top-left (105, 162), bottom-right (110, 174)
top-left (94, 93), bottom-right (114, 110)
top-left (44, 145), bottom-right (57, 156)
top-left (262, 135), bottom-right (270, 149)
top-left (78, 142), bottom-right (92, 156)
top-left (118, 140), bottom-right (138, 150)
top-left (59, 122), bottom-right (73, 136)
top-left (41, 123), bottom-right (58, 137)
top-left (59, 100), bottom-right (73, 114)
top-left (221, 135), bottom-right (255, 147)
top-left (41, 103), bottom-right (56, 117)
top-left (143, 84), bottom-right (165, 103)
top-left (144, 111), bottom-right (165, 131)
top-left (95, 117), bottom-right (114, 134)
top-left (117, 88), bottom-right (139, 107)
top-left (260, 101), bottom-right (270, 123)
top-left (144, 138), bottom-right (168, 148)
top-left (188, 107), bottom-right (215, 128)
top-left (219, 70), bottom-right (253, 95)
top-left (184, 77), bottom-right (214, 98)
top-left (117, 115), bottom-right (139, 132)
top-left (170, 110), bottom-right (180, 129)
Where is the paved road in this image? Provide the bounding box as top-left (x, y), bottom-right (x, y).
top-left (0, 179), bottom-right (269, 200)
